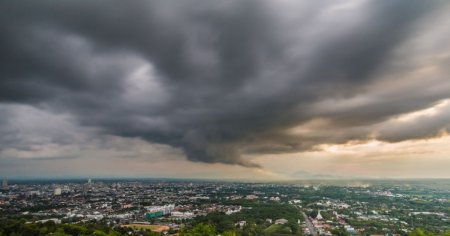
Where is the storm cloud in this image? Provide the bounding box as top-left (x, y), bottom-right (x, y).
top-left (1, 0), bottom-right (450, 167)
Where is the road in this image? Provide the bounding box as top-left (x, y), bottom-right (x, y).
top-left (302, 212), bottom-right (317, 236)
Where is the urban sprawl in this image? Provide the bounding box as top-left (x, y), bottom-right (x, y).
top-left (0, 179), bottom-right (449, 236)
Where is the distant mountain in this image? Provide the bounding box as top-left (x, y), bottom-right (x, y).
top-left (289, 170), bottom-right (344, 180)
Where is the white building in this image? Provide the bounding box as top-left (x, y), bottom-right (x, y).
top-left (27, 190), bottom-right (41, 196)
top-left (146, 204), bottom-right (175, 215)
top-left (270, 196), bottom-right (280, 201)
top-left (63, 185), bottom-right (70, 193)
top-left (236, 221), bottom-right (246, 228)
top-left (54, 187), bottom-right (62, 196)
top-left (35, 218), bottom-right (61, 224)
top-left (289, 199), bottom-right (302, 204)
top-left (171, 211), bottom-right (194, 219)
top-left (316, 210), bottom-right (323, 220)
top-left (275, 219), bottom-right (288, 225)
top-left (225, 206), bottom-right (242, 215)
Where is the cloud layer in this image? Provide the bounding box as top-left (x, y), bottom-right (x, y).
top-left (1, 0), bottom-right (450, 168)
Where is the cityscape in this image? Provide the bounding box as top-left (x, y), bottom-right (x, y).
top-left (1, 0), bottom-right (450, 235)
top-left (0, 179), bottom-right (449, 235)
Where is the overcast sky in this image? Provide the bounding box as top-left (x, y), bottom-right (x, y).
top-left (1, 0), bottom-right (450, 180)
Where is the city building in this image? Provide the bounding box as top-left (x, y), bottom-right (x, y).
top-left (316, 210), bottom-right (323, 220)
top-left (275, 218), bottom-right (288, 225)
top-left (54, 187), bottom-right (62, 196)
top-left (145, 204), bottom-right (175, 219)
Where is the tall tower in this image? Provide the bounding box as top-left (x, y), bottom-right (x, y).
top-left (2, 179), bottom-right (7, 189)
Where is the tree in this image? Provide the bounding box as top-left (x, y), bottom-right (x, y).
top-left (408, 229), bottom-right (434, 236)
top-left (331, 227), bottom-right (350, 236)
top-left (180, 223), bottom-right (216, 236)
top-left (52, 228), bottom-right (70, 236)
top-left (222, 231), bottom-right (237, 236)
top-left (287, 221), bottom-right (299, 235)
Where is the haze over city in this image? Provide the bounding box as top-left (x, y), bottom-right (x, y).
top-left (1, 0), bottom-right (450, 180)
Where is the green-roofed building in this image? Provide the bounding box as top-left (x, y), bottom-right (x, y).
top-left (145, 211), bottom-right (164, 219)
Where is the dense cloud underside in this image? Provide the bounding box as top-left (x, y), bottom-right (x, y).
top-left (1, 0), bottom-right (450, 167)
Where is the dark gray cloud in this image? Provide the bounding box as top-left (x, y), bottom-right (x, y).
top-left (1, 0), bottom-right (450, 167)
